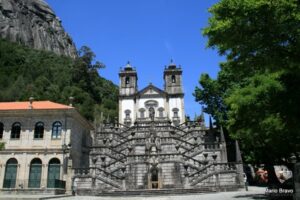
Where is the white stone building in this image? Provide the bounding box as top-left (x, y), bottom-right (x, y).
top-left (0, 100), bottom-right (93, 194)
top-left (119, 62), bottom-right (185, 126)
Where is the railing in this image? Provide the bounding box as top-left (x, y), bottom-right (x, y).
top-left (53, 179), bottom-right (66, 189)
top-left (189, 162), bottom-right (241, 186)
top-left (74, 168), bottom-right (91, 175)
top-left (189, 162), bottom-right (239, 178)
top-left (74, 167), bottom-right (122, 189)
top-left (74, 167), bottom-right (121, 180)
top-left (89, 121), bottom-right (225, 190)
top-left (2, 179), bottom-right (66, 189)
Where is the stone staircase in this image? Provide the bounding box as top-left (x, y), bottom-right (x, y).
top-left (74, 120), bottom-right (242, 194)
top-left (95, 176), bottom-right (122, 189)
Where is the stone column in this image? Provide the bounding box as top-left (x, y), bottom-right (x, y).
top-left (0, 162), bottom-right (5, 189)
top-left (41, 163), bottom-right (48, 189)
top-left (184, 172), bottom-right (190, 189)
top-left (122, 177), bottom-right (126, 190)
top-left (183, 161), bottom-right (190, 189)
top-left (215, 174), bottom-right (220, 191)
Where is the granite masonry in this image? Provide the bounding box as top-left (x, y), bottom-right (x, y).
top-left (74, 62), bottom-right (244, 195)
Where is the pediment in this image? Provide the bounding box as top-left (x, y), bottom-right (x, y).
top-left (144, 89), bottom-right (159, 95)
top-left (136, 84), bottom-right (166, 98)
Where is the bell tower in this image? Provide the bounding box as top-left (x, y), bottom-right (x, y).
top-left (119, 62), bottom-right (138, 96)
top-left (163, 60), bottom-right (183, 95)
top-left (119, 62), bottom-right (138, 125)
top-left (163, 60), bottom-right (185, 125)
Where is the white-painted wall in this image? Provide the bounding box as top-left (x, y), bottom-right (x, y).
top-left (137, 97), bottom-right (165, 118)
top-left (120, 99), bottom-right (135, 124)
top-left (120, 95), bottom-right (185, 124)
top-left (168, 97), bottom-right (185, 122)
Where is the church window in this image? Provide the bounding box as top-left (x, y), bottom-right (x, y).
top-left (171, 75), bottom-right (176, 83)
top-left (139, 108), bottom-right (145, 118)
top-left (125, 110), bottom-right (131, 119)
top-left (52, 121), bottom-right (62, 139)
top-left (0, 122), bottom-right (3, 139)
top-left (144, 100), bottom-right (158, 108)
top-left (11, 122), bottom-right (21, 139)
top-left (172, 108), bottom-right (179, 118)
top-left (158, 107), bottom-right (164, 118)
top-left (34, 122), bottom-right (44, 139)
top-left (125, 76), bottom-right (130, 85)
top-left (141, 111), bottom-right (145, 118)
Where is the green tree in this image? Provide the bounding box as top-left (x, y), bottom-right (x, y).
top-left (0, 39), bottom-right (118, 121)
top-left (195, 0), bottom-right (300, 184)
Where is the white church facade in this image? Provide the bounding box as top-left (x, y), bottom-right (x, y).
top-left (119, 62), bottom-right (185, 126)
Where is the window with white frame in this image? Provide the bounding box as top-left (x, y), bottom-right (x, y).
top-left (158, 107), bottom-right (164, 118)
top-left (52, 121), bottom-right (62, 139)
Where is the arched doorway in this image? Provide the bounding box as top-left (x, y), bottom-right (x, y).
top-left (28, 158), bottom-right (42, 188)
top-left (3, 158), bottom-right (18, 188)
top-left (47, 158), bottom-right (60, 188)
top-left (150, 167), bottom-right (159, 189)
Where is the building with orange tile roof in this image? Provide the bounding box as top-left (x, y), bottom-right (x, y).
top-left (0, 101), bottom-right (73, 110)
top-left (0, 100), bottom-right (93, 194)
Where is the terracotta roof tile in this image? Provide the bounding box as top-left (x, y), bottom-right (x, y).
top-left (0, 101), bottom-right (73, 110)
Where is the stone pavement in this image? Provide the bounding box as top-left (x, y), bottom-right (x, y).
top-left (0, 194), bottom-right (72, 200)
top-left (55, 186), bottom-right (267, 200)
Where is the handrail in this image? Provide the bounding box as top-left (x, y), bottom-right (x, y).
top-left (189, 162), bottom-right (240, 178)
top-left (190, 169), bottom-right (237, 186)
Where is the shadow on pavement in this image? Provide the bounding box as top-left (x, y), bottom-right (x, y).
top-left (234, 194), bottom-right (267, 199)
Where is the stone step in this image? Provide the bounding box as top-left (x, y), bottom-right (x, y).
top-left (95, 187), bottom-right (216, 196)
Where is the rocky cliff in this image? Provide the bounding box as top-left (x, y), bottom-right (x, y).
top-left (0, 0), bottom-right (77, 58)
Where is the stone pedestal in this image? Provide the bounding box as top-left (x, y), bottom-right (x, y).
top-left (184, 172), bottom-right (190, 189)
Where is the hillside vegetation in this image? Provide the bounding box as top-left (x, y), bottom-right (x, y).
top-left (0, 39), bottom-right (118, 121)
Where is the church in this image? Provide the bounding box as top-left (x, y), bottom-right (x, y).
top-left (74, 62), bottom-right (243, 195)
top-left (118, 61), bottom-right (185, 126)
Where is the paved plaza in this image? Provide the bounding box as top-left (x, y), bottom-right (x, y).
top-left (56, 186), bottom-right (267, 200)
top-left (0, 186), bottom-right (267, 200)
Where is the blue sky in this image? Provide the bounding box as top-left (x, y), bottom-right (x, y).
top-left (45, 0), bottom-right (223, 120)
